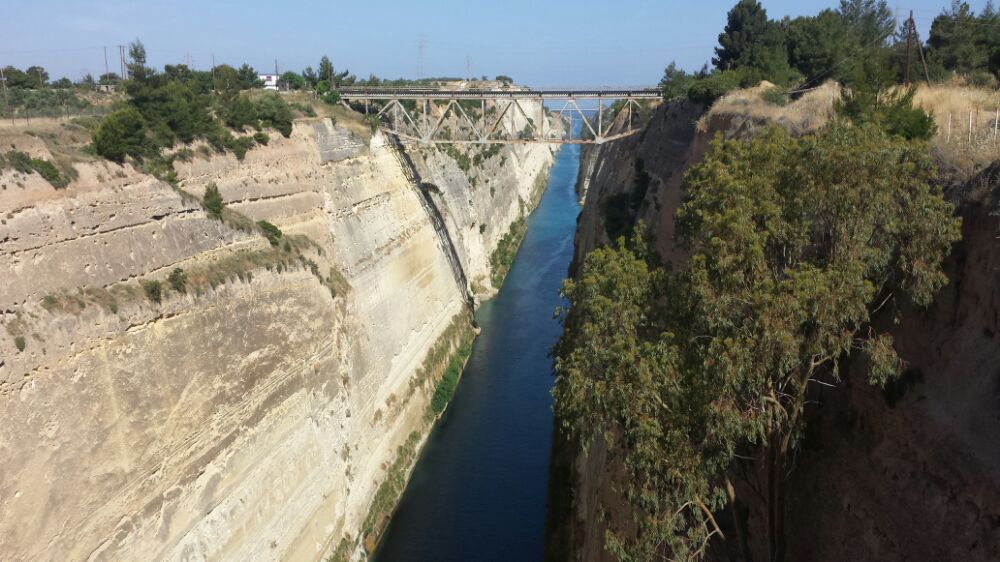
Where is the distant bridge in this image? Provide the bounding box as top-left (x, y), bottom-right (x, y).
top-left (339, 87), bottom-right (662, 145)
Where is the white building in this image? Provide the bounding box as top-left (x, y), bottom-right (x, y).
top-left (259, 74), bottom-right (279, 91)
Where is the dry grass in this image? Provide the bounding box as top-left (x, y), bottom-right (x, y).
top-left (913, 84), bottom-right (1000, 176)
top-left (702, 80), bottom-right (999, 176)
top-left (701, 81), bottom-right (840, 134)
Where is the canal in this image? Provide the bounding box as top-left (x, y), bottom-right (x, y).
top-left (372, 142), bottom-right (581, 562)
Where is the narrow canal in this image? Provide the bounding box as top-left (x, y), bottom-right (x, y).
top-left (373, 142), bottom-right (581, 562)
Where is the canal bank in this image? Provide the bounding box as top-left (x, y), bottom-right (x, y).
top-left (372, 141), bottom-right (582, 562)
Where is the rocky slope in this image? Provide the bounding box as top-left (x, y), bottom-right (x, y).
top-left (551, 89), bottom-right (1000, 561)
top-left (0, 105), bottom-right (555, 561)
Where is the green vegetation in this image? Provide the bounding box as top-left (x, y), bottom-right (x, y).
top-left (660, 0), bottom-right (1000, 107)
top-left (14, 335), bottom-right (26, 352)
top-left (490, 217), bottom-right (527, 288)
top-left (554, 124), bottom-right (961, 561)
top-left (362, 431), bottom-right (421, 551)
top-left (202, 183), bottom-right (225, 217)
top-left (430, 336), bottom-right (473, 414)
top-left (442, 145), bottom-right (471, 172)
top-left (257, 220), bottom-right (283, 246)
top-left (87, 40), bottom-right (294, 171)
top-left (142, 280), bottom-right (163, 303)
top-left (167, 268), bottom-right (188, 293)
top-left (0, 150), bottom-right (71, 188)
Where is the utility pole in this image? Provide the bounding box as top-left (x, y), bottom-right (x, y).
top-left (211, 53), bottom-right (217, 92)
top-left (0, 66), bottom-right (12, 125)
top-left (465, 54), bottom-right (472, 81)
top-left (103, 46), bottom-right (110, 82)
top-left (416, 35), bottom-right (426, 79)
top-left (904, 10), bottom-right (913, 85)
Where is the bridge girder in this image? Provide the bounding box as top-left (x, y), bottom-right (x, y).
top-left (340, 88), bottom-right (657, 145)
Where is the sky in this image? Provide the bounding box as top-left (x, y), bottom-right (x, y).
top-left (2, 0), bottom-right (994, 87)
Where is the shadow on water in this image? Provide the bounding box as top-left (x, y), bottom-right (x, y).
top-left (372, 143), bottom-right (582, 562)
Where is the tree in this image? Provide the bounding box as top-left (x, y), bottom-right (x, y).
top-left (279, 71), bottom-right (304, 90)
top-left (92, 107), bottom-right (149, 162)
top-left (554, 124), bottom-right (961, 562)
top-left (838, 0), bottom-right (895, 45)
top-left (786, 10), bottom-right (852, 81)
top-left (1, 66), bottom-right (29, 88)
top-left (237, 63), bottom-right (259, 89)
top-left (927, 1), bottom-right (991, 76)
top-left (99, 72), bottom-right (120, 85)
top-left (24, 66), bottom-right (49, 88)
top-left (659, 61), bottom-right (694, 99)
top-left (202, 182), bottom-right (225, 217)
top-left (302, 66), bottom-right (318, 88)
top-left (318, 56), bottom-right (334, 83)
top-left (127, 39), bottom-right (151, 82)
top-left (713, 0), bottom-right (772, 70)
top-left (836, 51), bottom-right (937, 140)
top-left (213, 64), bottom-right (241, 93)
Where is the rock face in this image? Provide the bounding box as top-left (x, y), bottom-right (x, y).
top-left (0, 111), bottom-right (555, 561)
top-left (552, 97), bottom-right (1000, 562)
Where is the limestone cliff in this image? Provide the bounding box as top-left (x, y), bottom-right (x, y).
top-left (0, 107), bottom-right (555, 561)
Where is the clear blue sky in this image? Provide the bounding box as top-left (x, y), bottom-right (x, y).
top-left (2, 0), bottom-right (992, 86)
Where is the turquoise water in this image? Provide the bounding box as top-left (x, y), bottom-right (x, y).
top-left (372, 143), bottom-right (581, 562)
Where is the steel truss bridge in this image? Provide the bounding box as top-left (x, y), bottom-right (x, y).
top-left (339, 88), bottom-right (661, 145)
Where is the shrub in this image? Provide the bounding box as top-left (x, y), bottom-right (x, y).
top-left (168, 268), bottom-right (188, 293)
top-left (253, 131), bottom-right (269, 145)
top-left (14, 335), bottom-right (25, 352)
top-left (93, 107), bottom-right (149, 162)
top-left (257, 220), bottom-right (283, 246)
top-left (255, 93), bottom-right (294, 137)
top-left (230, 136), bottom-right (254, 160)
top-left (29, 158), bottom-right (68, 188)
top-left (761, 86), bottom-right (789, 106)
top-left (142, 280), bottom-right (163, 303)
top-left (686, 69), bottom-right (746, 105)
top-left (320, 91), bottom-right (341, 105)
top-left (202, 182), bottom-right (225, 217)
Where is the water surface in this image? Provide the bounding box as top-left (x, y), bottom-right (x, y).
top-left (373, 142), bottom-right (581, 562)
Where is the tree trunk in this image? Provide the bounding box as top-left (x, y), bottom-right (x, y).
top-left (725, 478), bottom-right (753, 562)
top-left (766, 438), bottom-right (787, 562)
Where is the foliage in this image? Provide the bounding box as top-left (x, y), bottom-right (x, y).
top-left (168, 268), bottom-right (188, 293)
top-left (202, 183), bottom-right (225, 217)
top-left (713, 0), bottom-right (795, 83)
top-left (257, 220), bottom-right (283, 246)
top-left (320, 90), bottom-right (341, 105)
top-left (786, 9), bottom-right (853, 81)
top-left (254, 93), bottom-right (294, 137)
top-left (430, 337), bottom-right (473, 414)
top-left (926, 1), bottom-right (1000, 80)
top-left (92, 108), bottom-right (152, 163)
top-left (686, 68), bottom-right (748, 105)
top-left (554, 124), bottom-right (961, 561)
top-left (659, 62), bottom-right (695, 99)
top-left (14, 335), bottom-right (26, 352)
top-left (836, 54), bottom-right (937, 140)
top-left (0, 150), bottom-right (69, 188)
top-left (760, 86), bottom-right (789, 106)
top-left (490, 217), bottom-right (527, 287)
top-left (838, 0), bottom-right (895, 45)
top-left (142, 280), bottom-right (163, 303)
top-left (253, 131), bottom-right (269, 145)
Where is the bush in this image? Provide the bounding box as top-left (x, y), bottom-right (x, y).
top-left (257, 220), bottom-right (283, 246)
top-left (255, 93), bottom-right (294, 137)
top-left (14, 335), bottom-right (25, 352)
top-left (168, 268), bottom-right (188, 293)
top-left (320, 91), bottom-right (341, 105)
top-left (202, 182), bottom-right (225, 217)
top-left (93, 107), bottom-right (149, 162)
top-left (253, 131), bottom-right (269, 145)
top-left (686, 69), bottom-right (747, 105)
top-left (761, 86), bottom-right (789, 106)
top-left (230, 136), bottom-right (254, 160)
top-left (142, 280), bottom-right (163, 303)
top-left (29, 158), bottom-right (68, 188)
